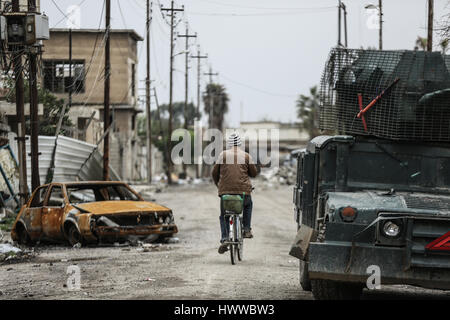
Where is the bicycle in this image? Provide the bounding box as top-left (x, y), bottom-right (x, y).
top-left (221, 194), bottom-right (245, 265)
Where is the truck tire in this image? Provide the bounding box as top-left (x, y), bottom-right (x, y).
top-left (310, 220), bottom-right (363, 299)
top-left (299, 260), bottom-right (312, 291)
top-left (311, 279), bottom-right (363, 300)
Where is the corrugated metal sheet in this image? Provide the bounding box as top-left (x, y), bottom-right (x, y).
top-left (78, 148), bottom-right (121, 181)
top-left (2, 134), bottom-right (120, 195)
top-left (53, 136), bottom-right (96, 183)
top-left (26, 135), bottom-right (55, 187)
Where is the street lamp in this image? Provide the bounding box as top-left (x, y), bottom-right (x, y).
top-left (365, 1), bottom-right (383, 50)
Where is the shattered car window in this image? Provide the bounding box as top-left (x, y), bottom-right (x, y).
top-left (68, 189), bottom-right (96, 204)
top-left (67, 184), bottom-right (139, 204)
top-left (47, 186), bottom-right (65, 207)
top-left (30, 186), bottom-right (49, 208)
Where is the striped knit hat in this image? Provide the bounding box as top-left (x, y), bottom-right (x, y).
top-left (227, 132), bottom-right (242, 147)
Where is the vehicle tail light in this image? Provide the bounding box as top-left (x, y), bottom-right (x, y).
top-left (340, 207), bottom-right (357, 222)
top-left (426, 231), bottom-right (450, 252)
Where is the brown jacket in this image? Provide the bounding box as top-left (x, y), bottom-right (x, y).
top-left (212, 147), bottom-right (258, 196)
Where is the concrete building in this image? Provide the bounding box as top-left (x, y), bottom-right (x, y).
top-left (238, 121), bottom-right (309, 152)
top-left (41, 28), bottom-right (145, 181)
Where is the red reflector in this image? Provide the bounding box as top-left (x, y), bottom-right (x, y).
top-left (230, 220), bottom-right (233, 225)
top-left (426, 231), bottom-right (450, 252)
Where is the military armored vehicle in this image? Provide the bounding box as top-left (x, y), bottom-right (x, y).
top-left (290, 48), bottom-right (450, 299)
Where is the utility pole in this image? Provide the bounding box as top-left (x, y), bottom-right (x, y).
top-left (103, 0), bottom-right (111, 181)
top-left (379, 0), bottom-right (383, 50)
top-left (191, 47), bottom-right (207, 118)
top-left (178, 24), bottom-right (196, 176)
top-left (342, 2), bottom-right (348, 47)
top-left (190, 47), bottom-right (207, 179)
top-left (161, 0), bottom-right (184, 185)
top-left (204, 67), bottom-right (218, 129)
top-left (69, 28), bottom-right (73, 112)
top-left (153, 87), bottom-right (170, 182)
top-left (427, 0), bottom-right (434, 52)
top-left (12, 0), bottom-right (28, 204)
top-left (146, 0), bottom-right (152, 184)
top-left (338, 0), bottom-right (342, 46)
top-left (28, 0), bottom-right (40, 192)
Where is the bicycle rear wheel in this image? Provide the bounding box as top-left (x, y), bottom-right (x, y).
top-left (230, 245), bottom-right (236, 265)
top-left (229, 215), bottom-right (236, 265)
top-left (237, 217), bottom-right (243, 261)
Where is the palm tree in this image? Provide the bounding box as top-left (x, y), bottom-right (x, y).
top-left (415, 36), bottom-right (427, 51)
top-left (296, 86), bottom-right (321, 139)
top-left (203, 83), bottom-right (229, 132)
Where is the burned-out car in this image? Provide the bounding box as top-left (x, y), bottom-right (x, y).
top-left (11, 181), bottom-right (178, 246)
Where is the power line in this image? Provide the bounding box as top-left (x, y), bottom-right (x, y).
top-left (187, 9), bottom-right (335, 17)
top-left (195, 0), bottom-right (336, 11)
top-left (51, 0), bottom-right (88, 28)
top-left (220, 73), bottom-right (297, 98)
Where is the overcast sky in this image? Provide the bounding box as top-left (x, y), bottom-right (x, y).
top-left (41, 0), bottom-right (449, 128)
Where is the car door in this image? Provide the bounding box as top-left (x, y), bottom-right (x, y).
top-left (41, 185), bottom-right (66, 240)
top-left (23, 185), bottom-right (49, 241)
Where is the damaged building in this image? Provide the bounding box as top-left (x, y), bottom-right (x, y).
top-left (41, 28), bottom-right (150, 181)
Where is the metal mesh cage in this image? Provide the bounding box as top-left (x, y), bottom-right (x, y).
top-left (320, 48), bottom-right (450, 142)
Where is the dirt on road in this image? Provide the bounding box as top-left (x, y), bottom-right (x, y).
top-left (1, 183), bottom-right (449, 300)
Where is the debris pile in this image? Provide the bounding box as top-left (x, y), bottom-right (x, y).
top-left (0, 243), bottom-right (36, 264)
top-left (257, 165), bottom-right (297, 189)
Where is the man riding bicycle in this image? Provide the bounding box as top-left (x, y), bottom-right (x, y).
top-left (212, 132), bottom-right (259, 254)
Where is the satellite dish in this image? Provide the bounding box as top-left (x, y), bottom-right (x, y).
top-left (66, 5), bottom-right (81, 29)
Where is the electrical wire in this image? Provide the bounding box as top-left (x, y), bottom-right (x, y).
top-left (195, 0), bottom-right (336, 11)
top-left (220, 73), bottom-right (297, 98)
top-left (51, 0), bottom-right (88, 28)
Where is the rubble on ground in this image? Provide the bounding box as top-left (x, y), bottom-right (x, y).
top-left (257, 165), bottom-right (297, 190)
top-left (0, 243), bottom-right (36, 264)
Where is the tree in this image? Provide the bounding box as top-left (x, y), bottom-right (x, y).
top-left (6, 79), bottom-right (73, 136)
top-left (415, 36), bottom-right (428, 51)
top-left (296, 86), bottom-right (321, 139)
top-left (137, 101), bottom-right (199, 175)
top-left (203, 83), bottom-right (229, 132)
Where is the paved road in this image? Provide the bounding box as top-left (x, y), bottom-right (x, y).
top-left (0, 184), bottom-right (449, 300)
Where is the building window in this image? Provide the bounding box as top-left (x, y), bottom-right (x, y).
top-left (131, 63), bottom-right (136, 97)
top-left (43, 60), bottom-right (85, 94)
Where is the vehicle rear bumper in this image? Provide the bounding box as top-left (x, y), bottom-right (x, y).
top-left (308, 241), bottom-right (450, 290)
top-left (93, 224), bottom-right (178, 240)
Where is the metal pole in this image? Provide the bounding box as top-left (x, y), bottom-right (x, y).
top-left (103, 0), bottom-right (111, 181)
top-left (28, 0), bottom-right (40, 192)
top-left (146, 0), bottom-right (152, 183)
top-left (338, 0), bottom-right (342, 46)
top-left (190, 48), bottom-right (207, 179)
top-left (161, 1), bottom-right (184, 184)
top-left (168, 1), bottom-right (174, 184)
top-left (427, 0), bottom-right (433, 52)
top-left (343, 3), bottom-right (348, 47)
top-left (379, 0), bottom-right (383, 50)
top-left (12, 0), bottom-right (28, 204)
top-left (69, 28), bottom-right (72, 114)
top-left (179, 26), bottom-right (197, 176)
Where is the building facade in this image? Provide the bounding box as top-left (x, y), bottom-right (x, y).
top-left (42, 28), bottom-right (144, 181)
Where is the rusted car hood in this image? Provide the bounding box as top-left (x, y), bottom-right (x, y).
top-left (75, 201), bottom-right (171, 215)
